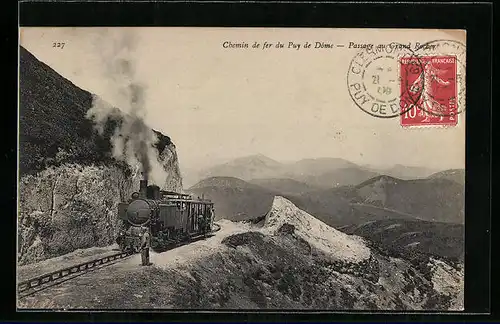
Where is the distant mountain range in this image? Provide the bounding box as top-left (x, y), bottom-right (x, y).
top-left (248, 178), bottom-right (318, 195)
top-left (295, 167), bottom-right (380, 189)
top-left (379, 164), bottom-right (441, 180)
top-left (194, 154), bottom-right (283, 184)
top-left (188, 169), bottom-right (465, 226)
top-left (427, 169), bottom-right (465, 185)
top-left (184, 154), bottom-right (448, 189)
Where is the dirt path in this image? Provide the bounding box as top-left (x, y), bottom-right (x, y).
top-left (104, 219), bottom-right (255, 273)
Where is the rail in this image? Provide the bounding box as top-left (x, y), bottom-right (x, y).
top-left (17, 251), bottom-right (134, 299)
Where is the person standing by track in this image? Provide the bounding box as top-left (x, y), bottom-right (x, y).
top-left (198, 214), bottom-right (207, 238)
top-left (140, 226), bottom-right (152, 266)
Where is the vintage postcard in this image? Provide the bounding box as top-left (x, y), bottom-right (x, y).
top-left (17, 27), bottom-right (465, 310)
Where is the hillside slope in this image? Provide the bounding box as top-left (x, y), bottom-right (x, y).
top-left (353, 176), bottom-right (464, 224)
top-left (294, 167), bottom-right (379, 189)
top-left (188, 177), bottom-right (278, 221)
top-left (198, 154), bottom-right (284, 181)
top-left (340, 219), bottom-right (464, 263)
top-left (18, 46), bottom-right (183, 264)
top-left (190, 172), bottom-right (464, 226)
top-left (249, 178), bottom-right (319, 195)
top-left (187, 155), bottom-right (450, 190)
top-left (289, 186), bottom-right (417, 227)
top-left (190, 176), bottom-right (261, 191)
top-left (20, 199), bottom-right (463, 310)
top-left (193, 156), bottom-right (374, 189)
top-left (428, 169), bottom-right (465, 185)
top-left (283, 157), bottom-right (358, 177)
top-left (382, 164), bottom-right (438, 180)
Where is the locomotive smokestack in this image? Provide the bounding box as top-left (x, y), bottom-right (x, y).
top-left (139, 179), bottom-right (148, 199)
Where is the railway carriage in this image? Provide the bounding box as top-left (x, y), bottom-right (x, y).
top-left (116, 180), bottom-right (215, 252)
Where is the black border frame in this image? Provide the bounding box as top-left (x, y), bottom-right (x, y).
top-left (5, 1), bottom-right (493, 322)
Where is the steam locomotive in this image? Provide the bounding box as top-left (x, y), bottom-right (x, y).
top-left (116, 179), bottom-right (215, 252)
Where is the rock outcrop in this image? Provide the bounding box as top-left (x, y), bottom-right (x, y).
top-left (263, 196), bottom-right (371, 263)
top-left (18, 46), bottom-right (182, 264)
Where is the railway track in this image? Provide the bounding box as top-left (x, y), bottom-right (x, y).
top-left (17, 223), bottom-right (222, 299)
top-left (17, 251), bottom-right (134, 299)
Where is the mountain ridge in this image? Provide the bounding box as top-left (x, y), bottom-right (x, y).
top-left (189, 172), bottom-right (464, 225)
top-left (19, 46), bottom-right (175, 177)
top-left (249, 178), bottom-right (319, 195)
top-left (428, 169), bottom-right (465, 184)
top-left (186, 154), bottom-right (456, 190)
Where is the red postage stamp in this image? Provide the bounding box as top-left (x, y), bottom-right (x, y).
top-left (400, 55), bottom-right (458, 127)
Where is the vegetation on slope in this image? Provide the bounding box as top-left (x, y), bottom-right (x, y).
top-left (19, 46), bottom-right (172, 175)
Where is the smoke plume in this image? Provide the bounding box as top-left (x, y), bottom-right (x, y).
top-left (85, 29), bottom-right (165, 183)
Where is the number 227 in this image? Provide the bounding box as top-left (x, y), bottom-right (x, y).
top-left (53, 42), bottom-right (65, 49)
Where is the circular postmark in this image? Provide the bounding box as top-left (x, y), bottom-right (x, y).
top-left (347, 42), bottom-right (424, 118)
top-left (413, 39), bottom-right (466, 118)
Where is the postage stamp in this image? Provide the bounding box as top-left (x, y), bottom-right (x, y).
top-left (400, 55), bottom-right (458, 127)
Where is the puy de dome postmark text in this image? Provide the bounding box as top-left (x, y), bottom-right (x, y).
top-left (347, 42), bottom-right (423, 119)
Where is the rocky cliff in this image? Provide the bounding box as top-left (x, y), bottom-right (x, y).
top-left (262, 196), bottom-right (371, 264)
top-left (18, 46), bottom-right (183, 265)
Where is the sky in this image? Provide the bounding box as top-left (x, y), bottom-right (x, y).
top-left (20, 27), bottom-right (466, 171)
